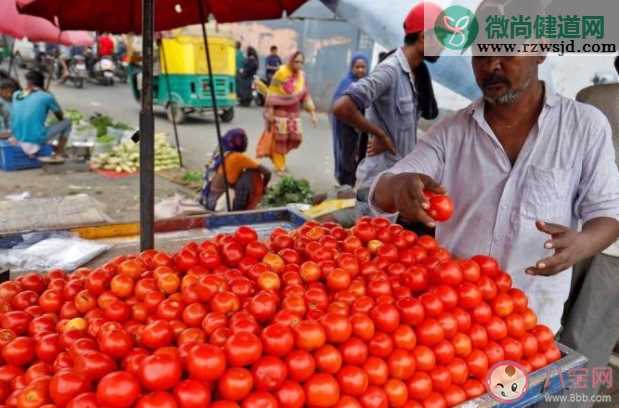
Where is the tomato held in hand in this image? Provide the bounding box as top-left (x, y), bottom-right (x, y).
top-left (423, 191), bottom-right (454, 222)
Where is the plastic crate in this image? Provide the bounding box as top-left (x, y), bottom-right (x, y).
top-left (0, 140), bottom-right (54, 171)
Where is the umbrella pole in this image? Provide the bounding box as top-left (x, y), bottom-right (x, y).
top-left (140, 0), bottom-right (156, 250)
top-left (196, 0), bottom-right (231, 212)
top-left (159, 43), bottom-right (183, 167)
top-left (7, 39), bottom-right (16, 79)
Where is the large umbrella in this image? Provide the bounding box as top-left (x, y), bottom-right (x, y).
top-left (18, 0), bottom-right (308, 250)
top-left (0, 0), bottom-right (93, 45)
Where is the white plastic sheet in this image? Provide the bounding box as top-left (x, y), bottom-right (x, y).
top-left (0, 236), bottom-right (110, 273)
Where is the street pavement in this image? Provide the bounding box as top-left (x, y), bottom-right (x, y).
top-left (50, 80), bottom-right (339, 194)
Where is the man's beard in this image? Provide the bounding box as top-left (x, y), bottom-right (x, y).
top-left (483, 78), bottom-right (531, 105)
top-left (423, 55), bottom-right (440, 63)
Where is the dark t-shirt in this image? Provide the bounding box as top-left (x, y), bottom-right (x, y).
top-left (265, 55), bottom-right (282, 80)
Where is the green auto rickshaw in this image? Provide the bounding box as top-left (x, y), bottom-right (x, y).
top-left (130, 35), bottom-right (237, 124)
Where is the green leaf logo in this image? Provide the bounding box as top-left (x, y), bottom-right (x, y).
top-left (435, 5), bottom-right (479, 51)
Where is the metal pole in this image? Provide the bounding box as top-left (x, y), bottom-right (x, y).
top-left (140, 0), bottom-right (155, 250)
top-left (196, 0), bottom-right (231, 211)
top-left (159, 41), bottom-right (183, 167)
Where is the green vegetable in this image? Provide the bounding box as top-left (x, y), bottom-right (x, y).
top-left (263, 176), bottom-right (314, 207)
top-left (96, 134), bottom-right (115, 144)
top-left (182, 170), bottom-right (203, 183)
top-left (89, 113), bottom-right (115, 137)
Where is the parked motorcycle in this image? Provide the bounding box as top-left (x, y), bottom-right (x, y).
top-left (67, 55), bottom-right (88, 88)
top-left (89, 56), bottom-right (116, 86)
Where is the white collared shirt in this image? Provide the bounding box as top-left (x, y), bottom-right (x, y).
top-left (370, 89), bottom-right (619, 333)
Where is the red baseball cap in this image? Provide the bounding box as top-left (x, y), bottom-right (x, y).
top-left (404, 1), bottom-right (443, 34)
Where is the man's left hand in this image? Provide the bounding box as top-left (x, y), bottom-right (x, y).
top-left (526, 221), bottom-right (590, 276)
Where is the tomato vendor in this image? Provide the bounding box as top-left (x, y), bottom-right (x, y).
top-left (332, 1), bottom-right (443, 218)
top-left (369, 53), bottom-right (619, 332)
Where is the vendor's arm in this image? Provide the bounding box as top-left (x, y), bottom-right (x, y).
top-left (332, 64), bottom-right (397, 154)
top-left (527, 113), bottom-right (619, 276)
top-left (49, 95), bottom-right (64, 122)
top-left (258, 165), bottom-right (272, 186)
top-left (370, 124), bottom-right (448, 225)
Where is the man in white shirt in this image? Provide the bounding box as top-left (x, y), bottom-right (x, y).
top-left (370, 52), bottom-right (619, 334)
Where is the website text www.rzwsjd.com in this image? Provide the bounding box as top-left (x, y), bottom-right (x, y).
top-left (543, 393), bottom-right (613, 404)
top-left (475, 39), bottom-right (616, 55)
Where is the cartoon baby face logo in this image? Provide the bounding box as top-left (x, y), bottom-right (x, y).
top-left (486, 361), bottom-right (529, 402)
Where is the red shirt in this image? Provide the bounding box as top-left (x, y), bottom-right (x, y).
top-left (98, 36), bottom-right (114, 57)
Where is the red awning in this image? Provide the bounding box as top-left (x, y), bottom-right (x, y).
top-left (17, 0), bottom-right (308, 33)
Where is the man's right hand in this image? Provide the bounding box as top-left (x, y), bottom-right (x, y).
top-left (379, 172), bottom-right (446, 227)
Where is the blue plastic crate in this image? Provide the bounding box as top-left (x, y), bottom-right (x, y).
top-left (0, 140), bottom-right (54, 171)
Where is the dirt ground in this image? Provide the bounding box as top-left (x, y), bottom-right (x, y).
top-left (0, 165), bottom-right (196, 223)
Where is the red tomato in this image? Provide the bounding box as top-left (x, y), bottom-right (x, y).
top-left (471, 302), bottom-right (492, 325)
top-left (396, 298), bottom-right (425, 327)
top-left (429, 366), bottom-right (452, 393)
top-left (384, 378), bottom-right (408, 408)
top-left (287, 350), bottom-right (316, 382)
top-left (501, 337), bottom-right (524, 361)
top-left (186, 343), bottom-right (226, 382)
top-left (469, 324), bottom-right (488, 349)
top-left (135, 391), bottom-right (178, 408)
top-left (2, 336), bottom-right (35, 366)
top-left (521, 309), bottom-right (538, 331)
top-left (531, 325), bottom-right (555, 352)
top-left (393, 325), bottom-right (417, 351)
top-left (388, 349), bottom-right (416, 380)
top-left (369, 304), bottom-right (400, 333)
top-left (252, 356), bottom-right (288, 390)
top-left (141, 320), bottom-right (174, 349)
top-left (294, 320), bottom-right (327, 351)
top-left (339, 337), bottom-right (369, 366)
top-left (462, 379), bottom-right (486, 398)
top-left (174, 379), bottom-right (211, 408)
top-left (260, 323), bottom-right (294, 357)
top-left (486, 316), bottom-right (508, 341)
top-left (466, 350), bottom-right (488, 379)
top-left (413, 345), bottom-right (436, 372)
top-left (451, 333), bottom-right (472, 357)
top-left (484, 341), bottom-right (505, 366)
top-left (368, 332), bottom-right (394, 358)
top-left (505, 313), bottom-right (526, 339)
top-left (138, 352), bottom-right (182, 391)
top-left (66, 392), bottom-right (99, 408)
top-left (417, 319), bottom-right (445, 347)
top-left (457, 283), bottom-right (482, 309)
top-left (419, 293), bottom-right (443, 318)
top-left (276, 381), bottom-right (306, 408)
top-left (218, 368), bottom-right (254, 401)
top-left (96, 371), bottom-right (141, 408)
top-left (407, 371), bottom-right (433, 401)
top-left (492, 293), bottom-right (514, 317)
top-left (225, 332), bottom-right (263, 367)
top-left (544, 343), bottom-right (561, 363)
top-left (471, 255), bottom-right (499, 278)
top-left (446, 358), bottom-right (468, 385)
top-left (452, 308), bottom-right (471, 333)
top-left (363, 356), bottom-right (389, 386)
top-left (522, 333), bottom-right (539, 358)
top-left (424, 192), bottom-right (454, 222)
top-left (459, 260), bottom-right (481, 283)
top-left (359, 385), bottom-right (388, 408)
top-left (336, 366), bottom-right (368, 397)
top-left (509, 288), bottom-right (528, 313)
top-left (305, 373), bottom-right (340, 408)
top-left (322, 313), bottom-right (352, 344)
top-left (433, 340), bottom-right (455, 365)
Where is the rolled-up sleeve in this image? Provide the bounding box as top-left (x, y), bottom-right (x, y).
top-left (574, 110), bottom-right (619, 223)
top-left (368, 123), bottom-right (448, 215)
top-left (344, 64), bottom-right (398, 111)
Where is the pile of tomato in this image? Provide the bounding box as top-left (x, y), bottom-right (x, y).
top-left (0, 217), bottom-right (560, 408)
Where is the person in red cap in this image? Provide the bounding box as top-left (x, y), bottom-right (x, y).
top-left (333, 1), bottom-right (443, 227)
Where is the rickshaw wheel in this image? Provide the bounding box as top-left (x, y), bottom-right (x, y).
top-left (221, 107), bottom-right (235, 123)
top-left (167, 103), bottom-right (186, 124)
